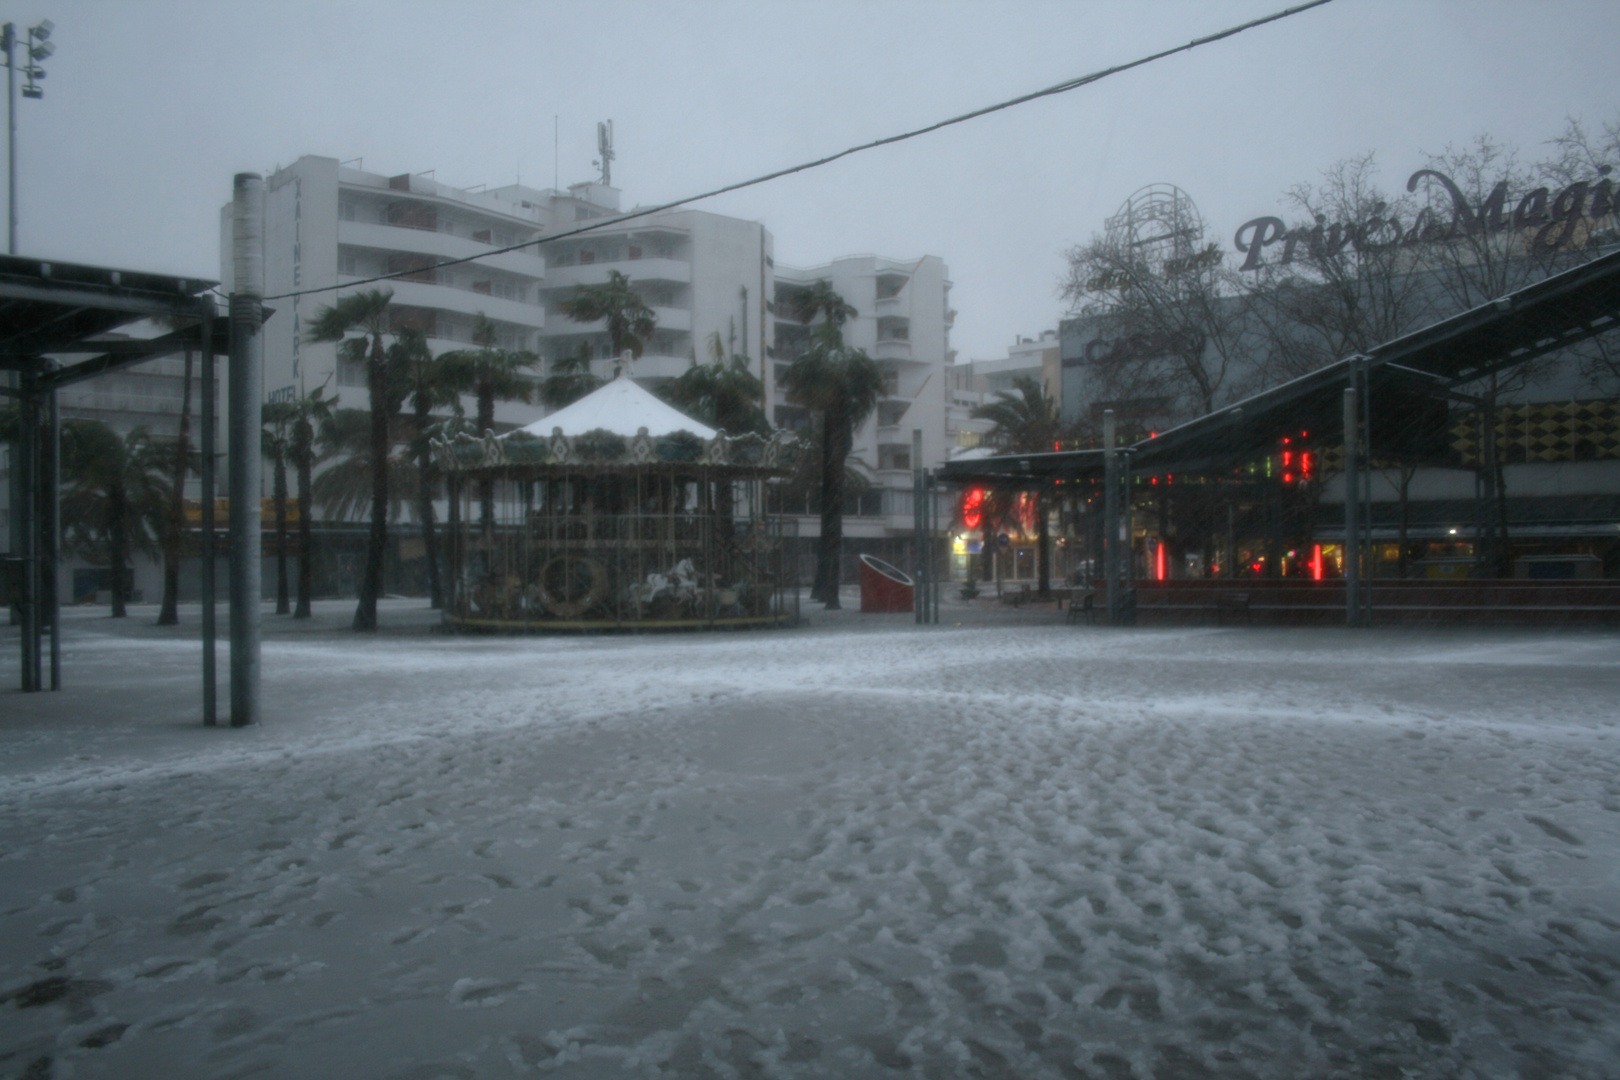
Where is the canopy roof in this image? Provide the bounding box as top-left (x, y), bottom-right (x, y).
top-left (0, 253), bottom-right (227, 392)
top-left (942, 246), bottom-right (1620, 486)
top-left (519, 371), bottom-right (716, 439)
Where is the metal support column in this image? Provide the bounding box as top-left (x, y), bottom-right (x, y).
top-left (926, 471), bottom-right (935, 623)
top-left (17, 373), bottom-right (36, 690)
top-left (1343, 383), bottom-right (1361, 627)
top-left (1118, 449), bottom-right (1135, 625)
top-left (200, 302), bottom-right (217, 725)
top-left (1359, 362), bottom-right (1375, 625)
top-left (1479, 393), bottom-right (1499, 578)
top-left (45, 366), bottom-right (58, 689)
top-left (228, 173), bottom-right (264, 727)
top-left (1103, 409), bottom-right (1118, 624)
top-left (912, 429), bottom-right (925, 624)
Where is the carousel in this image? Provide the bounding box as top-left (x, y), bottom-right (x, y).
top-left (434, 371), bottom-right (799, 631)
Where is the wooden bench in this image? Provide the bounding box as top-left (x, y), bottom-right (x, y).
top-left (1215, 591), bottom-right (1252, 626)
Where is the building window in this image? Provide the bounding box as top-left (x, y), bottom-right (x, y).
top-left (337, 354), bottom-right (366, 388)
top-left (878, 446), bottom-right (911, 471)
top-left (339, 254), bottom-right (358, 276)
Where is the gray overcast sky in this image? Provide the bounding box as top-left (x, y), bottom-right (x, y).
top-left (10, 0), bottom-right (1620, 361)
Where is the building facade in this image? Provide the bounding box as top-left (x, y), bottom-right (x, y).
top-left (534, 187), bottom-right (773, 389)
top-left (1057, 219), bottom-right (1620, 578)
top-left (945, 330), bottom-right (1061, 450)
top-left (216, 157), bottom-right (964, 591)
top-left (225, 157), bottom-right (550, 430)
top-left (771, 255), bottom-right (954, 569)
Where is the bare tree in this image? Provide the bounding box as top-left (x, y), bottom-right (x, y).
top-left (1540, 117), bottom-right (1620, 396)
top-left (1406, 132), bottom-right (1618, 573)
top-left (1245, 153), bottom-right (1438, 383)
top-left (1060, 211), bottom-right (1250, 426)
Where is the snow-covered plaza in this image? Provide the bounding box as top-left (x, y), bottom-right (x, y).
top-left (2, 601), bottom-right (1617, 1079)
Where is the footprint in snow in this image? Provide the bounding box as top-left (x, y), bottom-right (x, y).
top-left (1524, 815), bottom-right (1582, 845)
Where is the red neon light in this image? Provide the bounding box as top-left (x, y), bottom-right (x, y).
top-left (1312, 544), bottom-right (1323, 581)
top-left (962, 487), bottom-right (984, 530)
top-left (1282, 472), bottom-right (1293, 484)
top-left (1300, 452), bottom-right (1313, 479)
top-left (1155, 542), bottom-right (1167, 581)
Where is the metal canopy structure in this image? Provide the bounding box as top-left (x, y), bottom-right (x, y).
top-left (2, 253), bottom-right (222, 701)
top-left (938, 246), bottom-right (1620, 625)
top-left (1132, 246), bottom-right (1620, 476)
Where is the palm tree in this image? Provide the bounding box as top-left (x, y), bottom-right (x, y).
top-left (663, 332), bottom-right (769, 436)
top-left (261, 401), bottom-right (296, 614)
top-left (60, 421), bottom-right (167, 617)
top-left (540, 341), bottom-right (605, 409)
top-left (787, 279), bottom-right (858, 332)
top-left (972, 376), bottom-right (1062, 596)
top-left (438, 313), bottom-right (540, 535)
top-left (779, 283), bottom-right (883, 608)
top-left (306, 288), bottom-right (404, 631)
top-left (664, 332), bottom-right (771, 526)
top-left (556, 269), bottom-right (657, 364)
top-left (313, 408), bottom-right (393, 524)
top-left (287, 383), bottom-right (334, 618)
top-left (392, 327), bottom-right (455, 608)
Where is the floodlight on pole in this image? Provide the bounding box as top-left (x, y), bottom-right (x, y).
top-left (3, 18), bottom-right (56, 253)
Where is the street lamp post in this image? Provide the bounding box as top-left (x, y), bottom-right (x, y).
top-left (2, 18), bottom-right (54, 255)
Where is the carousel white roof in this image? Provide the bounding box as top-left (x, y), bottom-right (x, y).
top-left (518, 370), bottom-right (717, 440)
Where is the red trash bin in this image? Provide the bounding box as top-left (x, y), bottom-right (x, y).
top-left (859, 554), bottom-right (915, 613)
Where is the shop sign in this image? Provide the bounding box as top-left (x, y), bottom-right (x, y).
top-left (1233, 166), bottom-right (1616, 271)
top-left (1074, 330), bottom-right (1205, 366)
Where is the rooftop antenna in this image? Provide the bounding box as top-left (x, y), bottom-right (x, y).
top-left (594, 120), bottom-right (614, 187)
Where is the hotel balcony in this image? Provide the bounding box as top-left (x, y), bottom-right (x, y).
top-left (548, 305), bottom-right (691, 335)
top-left (336, 220), bottom-right (545, 280)
top-left (341, 276), bottom-right (545, 330)
top-left (539, 257), bottom-right (692, 290)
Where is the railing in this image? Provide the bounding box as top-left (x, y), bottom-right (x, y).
top-left (446, 499), bottom-right (799, 630)
top-left (1119, 578), bottom-right (1620, 626)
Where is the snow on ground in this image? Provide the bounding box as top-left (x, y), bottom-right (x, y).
top-left (1, 599), bottom-right (1618, 1079)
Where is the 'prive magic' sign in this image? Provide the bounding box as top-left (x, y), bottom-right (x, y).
top-left (1232, 167), bottom-right (1616, 271)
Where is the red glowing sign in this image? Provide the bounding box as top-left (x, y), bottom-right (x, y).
top-left (1312, 544), bottom-right (1324, 581)
top-left (962, 487), bottom-right (985, 530)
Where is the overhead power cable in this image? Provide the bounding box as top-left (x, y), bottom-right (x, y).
top-left (264, 0), bottom-right (1332, 303)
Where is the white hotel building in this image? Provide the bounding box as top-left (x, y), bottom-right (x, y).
top-left (772, 257), bottom-right (954, 540)
top-left (223, 155), bottom-right (956, 577)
